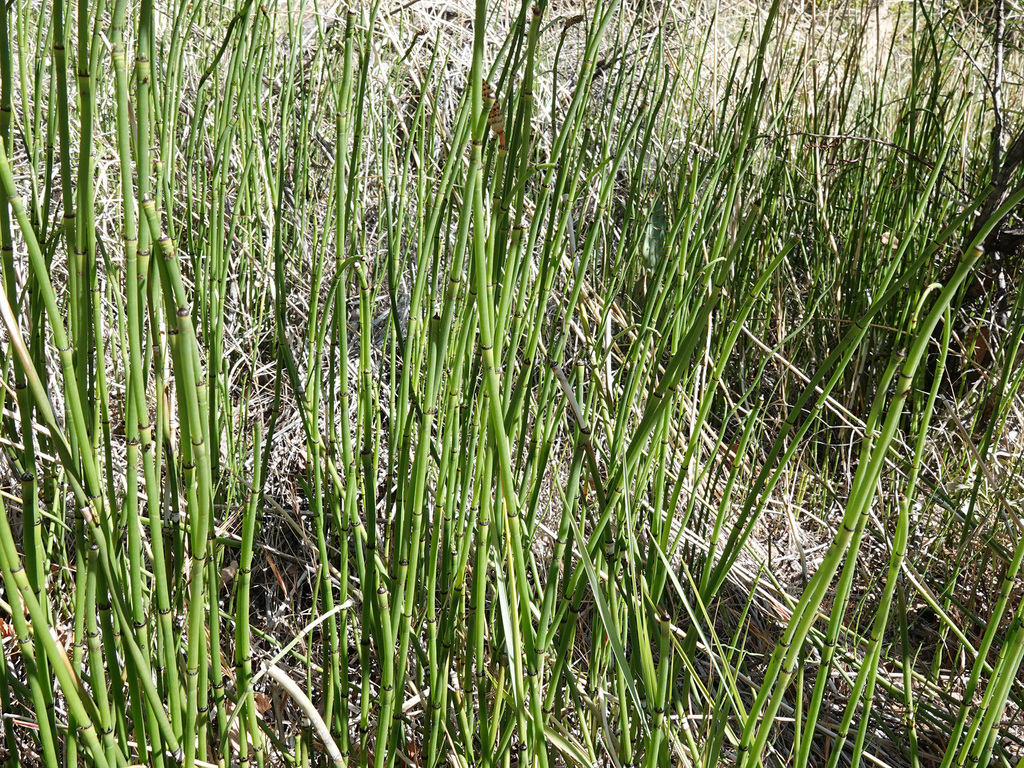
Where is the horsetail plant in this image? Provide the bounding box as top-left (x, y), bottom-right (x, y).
top-left (0, 0), bottom-right (1022, 766)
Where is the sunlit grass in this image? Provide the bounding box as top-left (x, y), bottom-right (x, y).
top-left (0, 0), bottom-right (1021, 766)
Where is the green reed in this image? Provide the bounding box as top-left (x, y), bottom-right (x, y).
top-left (0, 0), bottom-right (1021, 766)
